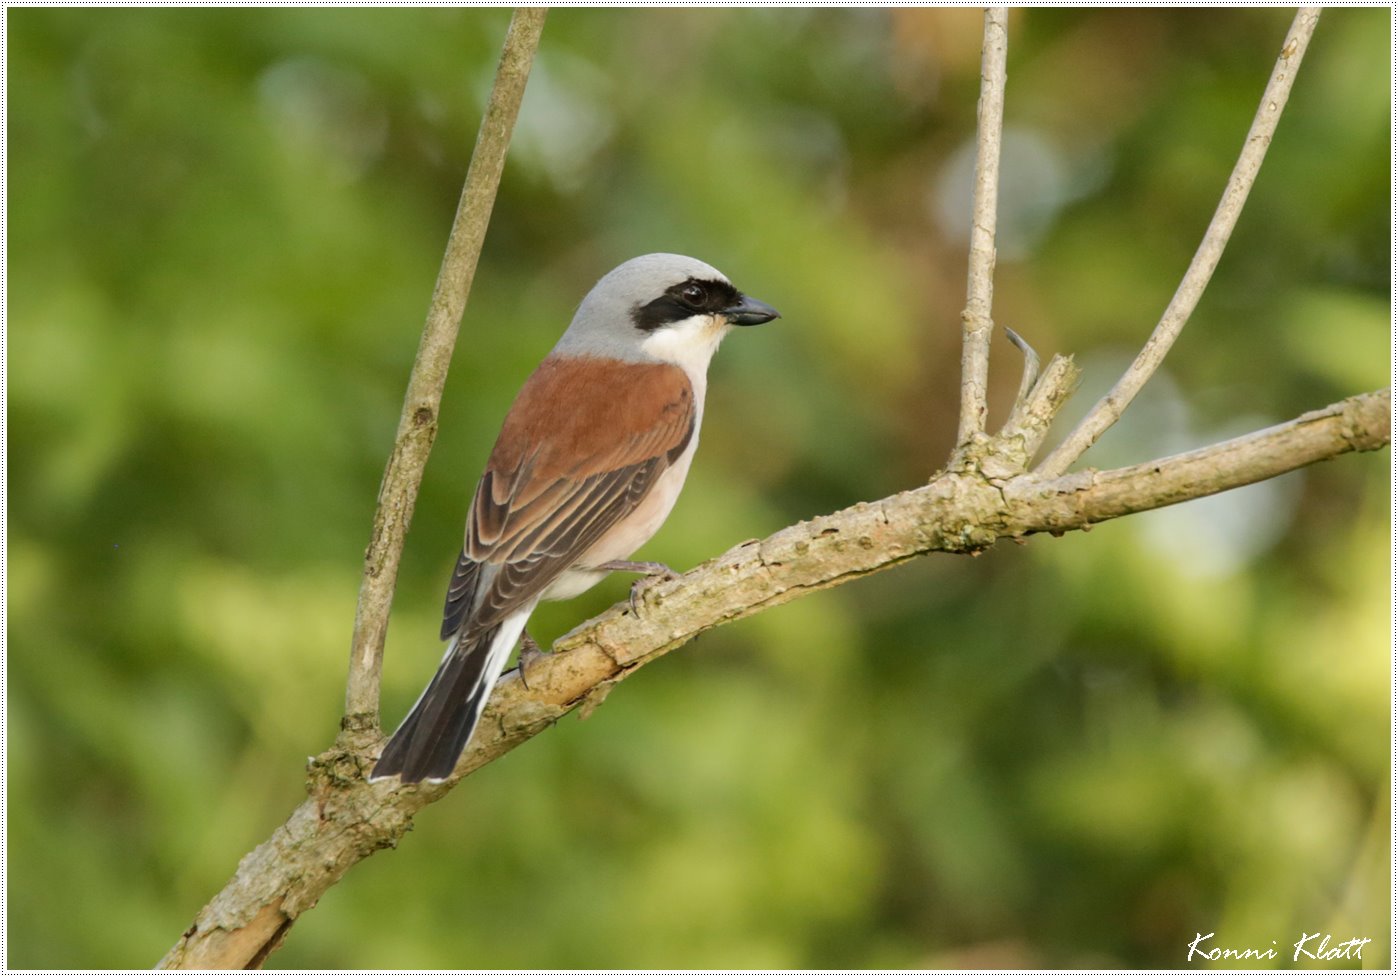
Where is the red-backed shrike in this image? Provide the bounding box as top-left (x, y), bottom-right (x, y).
top-left (372, 254), bottom-right (779, 783)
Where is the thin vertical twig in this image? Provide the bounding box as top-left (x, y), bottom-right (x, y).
top-left (343, 8), bottom-right (547, 723)
top-left (1036, 7), bottom-right (1320, 477)
top-left (956, 7), bottom-right (1009, 447)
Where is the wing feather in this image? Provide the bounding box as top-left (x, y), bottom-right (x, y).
top-left (442, 356), bottom-right (695, 639)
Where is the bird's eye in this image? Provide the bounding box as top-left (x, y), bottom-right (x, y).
top-left (680, 284), bottom-right (705, 307)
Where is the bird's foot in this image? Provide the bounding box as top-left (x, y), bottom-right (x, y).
top-left (593, 560), bottom-right (681, 616)
top-left (517, 629), bottom-right (549, 691)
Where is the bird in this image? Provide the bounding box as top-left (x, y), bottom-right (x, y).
top-left (371, 253), bottom-right (779, 784)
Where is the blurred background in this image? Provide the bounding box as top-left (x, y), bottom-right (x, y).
top-left (8, 8), bottom-right (1389, 968)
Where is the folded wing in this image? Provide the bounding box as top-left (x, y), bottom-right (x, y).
top-left (440, 355), bottom-right (695, 640)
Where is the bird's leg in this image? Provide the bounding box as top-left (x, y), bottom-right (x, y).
top-left (593, 560), bottom-right (681, 616)
top-left (517, 629), bottom-right (548, 691)
top-left (594, 559), bottom-right (676, 576)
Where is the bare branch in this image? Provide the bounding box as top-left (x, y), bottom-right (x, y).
top-left (159, 10), bottom-right (546, 969)
top-left (159, 373), bottom-right (1388, 969)
top-left (1036, 7), bottom-right (1321, 477)
top-left (521, 391), bottom-right (1388, 708)
top-left (991, 353), bottom-right (1079, 475)
top-left (343, 9), bottom-right (547, 724)
top-left (956, 7), bottom-right (1009, 446)
top-left (1008, 388), bottom-right (1389, 530)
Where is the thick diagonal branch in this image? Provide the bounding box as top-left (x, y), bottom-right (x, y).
top-left (159, 387), bottom-right (1385, 970)
top-left (530, 390), bottom-right (1387, 695)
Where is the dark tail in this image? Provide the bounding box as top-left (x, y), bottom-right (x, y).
top-left (371, 625), bottom-right (505, 784)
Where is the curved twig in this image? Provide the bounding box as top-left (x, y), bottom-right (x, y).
top-left (1004, 326), bottom-right (1041, 409)
top-left (1036, 7), bottom-right (1321, 477)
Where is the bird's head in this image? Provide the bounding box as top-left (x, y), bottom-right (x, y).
top-left (556, 253), bottom-right (779, 372)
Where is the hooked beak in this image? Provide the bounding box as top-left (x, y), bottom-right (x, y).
top-left (723, 294), bottom-right (781, 326)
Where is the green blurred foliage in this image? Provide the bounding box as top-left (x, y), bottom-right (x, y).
top-left (8, 8), bottom-right (1388, 968)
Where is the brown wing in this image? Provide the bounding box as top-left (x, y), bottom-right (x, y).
top-left (440, 355), bottom-right (695, 640)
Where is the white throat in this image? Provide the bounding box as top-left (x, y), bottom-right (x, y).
top-left (639, 314), bottom-right (731, 401)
